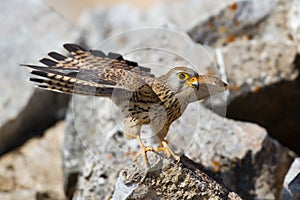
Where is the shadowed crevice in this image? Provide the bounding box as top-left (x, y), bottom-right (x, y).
top-left (227, 54), bottom-right (300, 155)
top-left (0, 90), bottom-right (70, 155)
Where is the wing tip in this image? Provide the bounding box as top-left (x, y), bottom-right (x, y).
top-left (48, 51), bottom-right (67, 60)
top-left (108, 52), bottom-right (124, 60)
top-left (30, 77), bottom-right (45, 83)
top-left (63, 43), bottom-right (86, 52)
top-left (90, 49), bottom-right (106, 57)
top-left (39, 58), bottom-right (57, 66)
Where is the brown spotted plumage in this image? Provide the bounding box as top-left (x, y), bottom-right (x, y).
top-left (23, 43), bottom-right (228, 164)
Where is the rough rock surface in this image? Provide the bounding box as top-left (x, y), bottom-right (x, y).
top-left (65, 96), bottom-right (295, 199)
top-left (188, 0), bottom-right (300, 52)
top-left (0, 121), bottom-right (66, 200)
top-left (219, 40), bottom-right (298, 100)
top-left (187, 0), bottom-right (300, 104)
top-left (282, 158), bottom-right (300, 199)
top-left (187, 0), bottom-right (300, 155)
top-left (215, 0), bottom-right (300, 155)
top-left (0, 0), bottom-right (79, 155)
top-left (113, 152), bottom-right (242, 200)
top-left (188, 0), bottom-right (275, 46)
top-left (253, 0), bottom-right (300, 53)
top-left (175, 104), bottom-right (296, 199)
top-left (289, 173), bottom-right (300, 200)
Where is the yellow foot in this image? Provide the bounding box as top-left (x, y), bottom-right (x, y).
top-left (133, 146), bottom-right (155, 164)
top-left (133, 135), bottom-right (156, 165)
top-left (157, 140), bottom-right (180, 161)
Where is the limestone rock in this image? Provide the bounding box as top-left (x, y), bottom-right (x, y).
top-left (289, 173), bottom-right (300, 200)
top-left (188, 0), bottom-right (275, 46)
top-left (219, 40), bottom-right (298, 100)
top-left (65, 96), bottom-right (295, 199)
top-left (0, 121), bottom-right (66, 200)
top-left (64, 96), bottom-right (137, 200)
top-left (282, 158), bottom-right (300, 200)
top-left (185, 0), bottom-right (300, 100)
top-left (196, 0), bottom-right (300, 156)
top-left (0, 0), bottom-right (79, 154)
top-left (253, 0), bottom-right (300, 53)
top-left (188, 0), bottom-right (300, 51)
top-left (174, 104), bottom-right (296, 199)
top-left (113, 152), bottom-right (242, 200)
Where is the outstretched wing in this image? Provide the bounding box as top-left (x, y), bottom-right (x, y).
top-left (22, 43), bottom-right (156, 97)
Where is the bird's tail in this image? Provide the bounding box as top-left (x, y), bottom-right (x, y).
top-left (23, 68), bottom-right (114, 97)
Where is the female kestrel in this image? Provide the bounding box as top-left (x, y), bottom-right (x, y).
top-left (23, 44), bottom-right (228, 164)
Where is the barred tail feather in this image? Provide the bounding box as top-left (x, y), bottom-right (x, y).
top-left (28, 69), bottom-right (117, 97)
top-left (30, 77), bottom-right (114, 97)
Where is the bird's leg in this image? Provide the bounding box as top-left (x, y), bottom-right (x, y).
top-left (157, 140), bottom-right (180, 161)
top-left (133, 135), bottom-right (155, 165)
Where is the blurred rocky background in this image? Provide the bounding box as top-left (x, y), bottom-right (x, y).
top-left (0, 0), bottom-right (299, 199)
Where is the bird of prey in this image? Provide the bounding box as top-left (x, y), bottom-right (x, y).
top-left (22, 43), bottom-right (228, 164)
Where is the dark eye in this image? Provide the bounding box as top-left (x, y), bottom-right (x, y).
top-left (178, 72), bottom-right (188, 80)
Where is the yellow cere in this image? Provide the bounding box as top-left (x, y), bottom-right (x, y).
top-left (190, 77), bottom-right (197, 82)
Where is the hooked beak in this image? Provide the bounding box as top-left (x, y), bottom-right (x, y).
top-left (187, 77), bottom-right (199, 90)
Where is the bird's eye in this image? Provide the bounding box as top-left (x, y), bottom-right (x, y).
top-left (178, 72), bottom-right (188, 80)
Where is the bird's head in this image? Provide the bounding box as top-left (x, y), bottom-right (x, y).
top-left (161, 67), bottom-right (228, 102)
